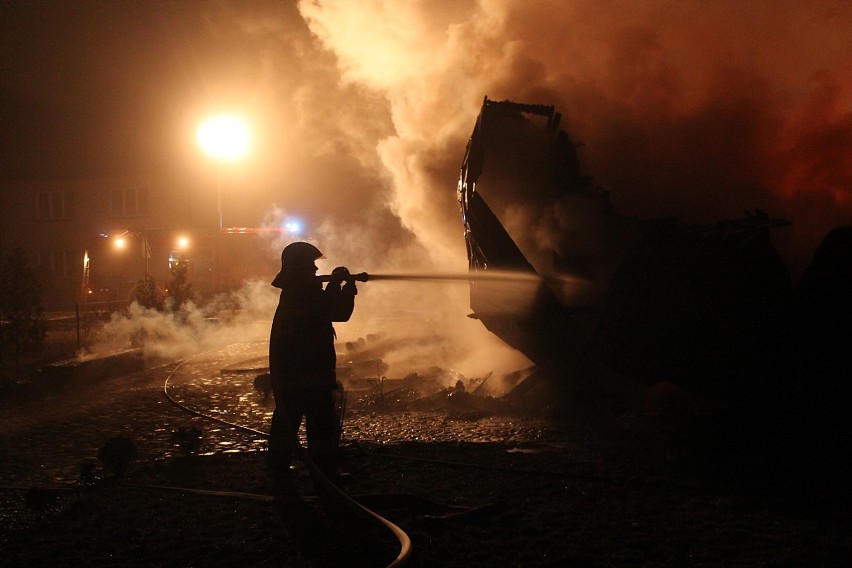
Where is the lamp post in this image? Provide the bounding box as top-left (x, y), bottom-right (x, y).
top-left (196, 115), bottom-right (251, 229)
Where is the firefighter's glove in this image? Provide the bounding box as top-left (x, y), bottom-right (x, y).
top-left (329, 266), bottom-right (357, 294)
top-left (329, 266), bottom-right (350, 285)
top-left (342, 279), bottom-right (358, 295)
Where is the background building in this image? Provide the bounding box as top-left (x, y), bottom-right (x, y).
top-left (0, 173), bottom-right (274, 311)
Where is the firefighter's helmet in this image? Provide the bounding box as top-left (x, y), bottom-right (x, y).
top-left (272, 242), bottom-right (323, 288)
top-left (280, 242), bottom-right (324, 268)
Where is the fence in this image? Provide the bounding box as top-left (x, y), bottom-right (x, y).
top-left (75, 300), bottom-right (130, 349)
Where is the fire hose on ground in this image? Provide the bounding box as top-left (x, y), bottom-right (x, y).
top-left (162, 356), bottom-right (412, 568)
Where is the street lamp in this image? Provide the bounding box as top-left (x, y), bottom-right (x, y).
top-left (196, 115), bottom-right (251, 229)
top-left (170, 236), bottom-right (190, 271)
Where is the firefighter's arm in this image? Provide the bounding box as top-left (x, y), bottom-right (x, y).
top-left (325, 266), bottom-right (356, 321)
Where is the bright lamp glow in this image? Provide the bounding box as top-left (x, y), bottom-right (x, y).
top-left (197, 115), bottom-right (251, 161)
top-left (114, 237), bottom-right (126, 249)
top-left (177, 236), bottom-right (189, 249)
top-left (284, 220), bottom-right (302, 234)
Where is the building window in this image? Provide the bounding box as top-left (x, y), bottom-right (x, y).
top-left (110, 187), bottom-right (149, 217)
top-left (36, 190), bottom-right (73, 220)
top-left (38, 250), bottom-right (78, 279)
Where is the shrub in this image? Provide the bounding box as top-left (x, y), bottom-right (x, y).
top-left (0, 247), bottom-right (46, 374)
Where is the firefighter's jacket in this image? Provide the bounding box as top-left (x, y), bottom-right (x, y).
top-left (269, 277), bottom-right (355, 389)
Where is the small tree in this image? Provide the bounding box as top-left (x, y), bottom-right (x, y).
top-left (167, 260), bottom-right (193, 312)
top-left (0, 248), bottom-right (46, 375)
top-left (129, 276), bottom-right (165, 310)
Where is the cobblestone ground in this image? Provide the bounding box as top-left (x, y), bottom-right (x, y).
top-left (0, 342), bottom-right (583, 567)
top-left (2, 343), bottom-right (851, 567)
top-left (162, 342), bottom-right (564, 447)
top-left (0, 341), bottom-right (563, 490)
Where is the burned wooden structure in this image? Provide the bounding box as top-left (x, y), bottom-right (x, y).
top-left (457, 97), bottom-right (797, 402)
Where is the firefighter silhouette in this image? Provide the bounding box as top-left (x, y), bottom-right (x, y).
top-left (267, 242), bottom-right (356, 479)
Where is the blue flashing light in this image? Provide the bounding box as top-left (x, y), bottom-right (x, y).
top-left (284, 220), bottom-right (302, 235)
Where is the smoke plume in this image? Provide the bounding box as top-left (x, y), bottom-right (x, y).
top-left (298, 0), bottom-right (852, 276)
top-left (81, 279), bottom-right (278, 361)
top-left (12, 1), bottom-right (850, 384)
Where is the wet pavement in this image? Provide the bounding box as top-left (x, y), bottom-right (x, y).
top-left (2, 343), bottom-right (850, 566)
top-left (0, 341), bottom-right (566, 488)
top-left (167, 342), bottom-right (568, 449)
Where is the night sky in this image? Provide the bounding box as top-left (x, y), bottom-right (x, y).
top-left (3, 0), bottom-right (852, 276)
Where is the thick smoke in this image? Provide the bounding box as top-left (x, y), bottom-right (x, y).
top-left (298, 0), bottom-right (852, 277)
top-left (81, 279), bottom-right (278, 361)
top-left (260, 206), bottom-right (530, 382)
top-left (37, 1), bottom-right (851, 385)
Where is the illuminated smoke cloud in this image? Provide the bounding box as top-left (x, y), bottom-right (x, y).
top-left (261, 205), bottom-right (529, 382)
top-left (298, 0), bottom-right (852, 276)
top-left (81, 280), bottom-right (278, 361)
top-left (62, 1), bottom-right (852, 384)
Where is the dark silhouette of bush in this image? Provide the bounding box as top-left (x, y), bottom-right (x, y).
top-left (169, 426), bottom-right (203, 456)
top-left (129, 276), bottom-right (165, 311)
top-left (98, 436), bottom-right (138, 478)
top-left (0, 247), bottom-right (45, 375)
